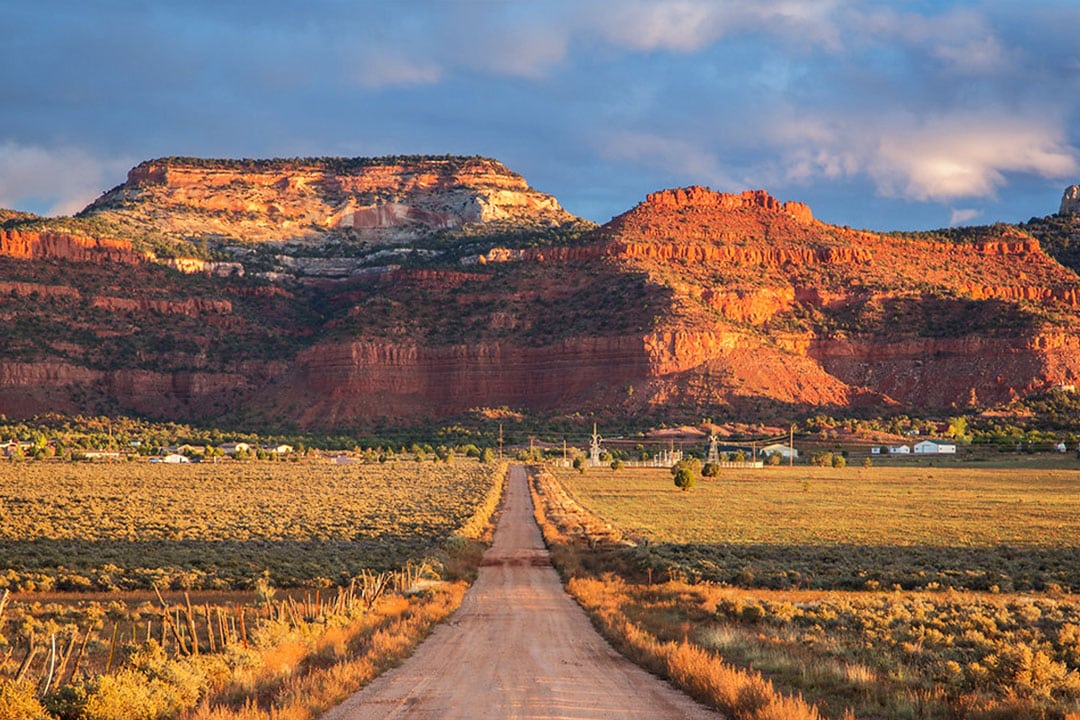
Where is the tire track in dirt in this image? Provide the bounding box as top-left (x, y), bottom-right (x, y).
top-left (322, 465), bottom-right (719, 719)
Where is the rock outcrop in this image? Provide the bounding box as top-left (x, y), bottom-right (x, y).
top-left (82, 156), bottom-right (580, 245)
top-left (1061, 185), bottom-right (1080, 215)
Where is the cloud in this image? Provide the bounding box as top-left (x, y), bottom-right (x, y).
top-left (770, 112), bottom-right (1078, 204)
top-left (0, 142), bottom-right (131, 216)
top-left (949, 208), bottom-right (982, 226)
top-left (593, 0), bottom-right (840, 52)
top-left (353, 53), bottom-right (443, 89)
top-left (848, 5), bottom-right (1011, 75)
top-left (871, 115), bottom-right (1078, 201)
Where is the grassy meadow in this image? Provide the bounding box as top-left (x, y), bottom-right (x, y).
top-left (540, 464), bottom-right (1080, 719)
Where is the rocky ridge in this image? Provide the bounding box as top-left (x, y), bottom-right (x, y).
top-left (82, 155), bottom-right (580, 246)
top-left (1, 162), bottom-right (1079, 427)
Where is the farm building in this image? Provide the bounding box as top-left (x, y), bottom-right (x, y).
top-left (888, 445), bottom-right (911, 455)
top-left (160, 453), bottom-right (190, 463)
top-left (218, 442), bottom-right (253, 455)
top-left (913, 439), bottom-right (957, 454)
top-left (758, 443), bottom-right (798, 460)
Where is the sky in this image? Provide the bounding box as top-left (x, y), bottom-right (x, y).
top-left (1, 1), bottom-right (1079, 231)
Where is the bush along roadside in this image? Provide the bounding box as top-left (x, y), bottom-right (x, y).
top-left (527, 466), bottom-right (828, 720)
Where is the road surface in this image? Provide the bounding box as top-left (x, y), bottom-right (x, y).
top-left (322, 465), bottom-right (719, 719)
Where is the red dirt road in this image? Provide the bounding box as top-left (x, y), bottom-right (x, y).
top-left (322, 465), bottom-right (719, 719)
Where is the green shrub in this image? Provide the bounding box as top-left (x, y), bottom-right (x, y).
top-left (673, 467), bottom-right (696, 491)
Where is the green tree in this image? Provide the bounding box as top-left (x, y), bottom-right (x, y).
top-left (673, 467), bottom-right (696, 491)
top-left (671, 457), bottom-right (701, 491)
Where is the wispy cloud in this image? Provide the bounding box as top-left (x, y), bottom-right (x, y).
top-left (770, 112), bottom-right (1078, 203)
top-left (871, 115), bottom-right (1078, 201)
top-left (949, 208), bottom-right (982, 226)
top-left (0, 142), bottom-right (131, 216)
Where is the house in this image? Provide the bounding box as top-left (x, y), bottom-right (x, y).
top-left (218, 442), bottom-right (252, 455)
top-left (262, 444), bottom-right (294, 455)
top-left (758, 443), bottom-right (798, 460)
top-left (161, 453), bottom-right (190, 463)
top-left (870, 446), bottom-right (883, 455)
top-left (888, 445), bottom-right (911, 455)
top-left (913, 439), bottom-right (957, 455)
top-left (82, 450), bottom-right (121, 461)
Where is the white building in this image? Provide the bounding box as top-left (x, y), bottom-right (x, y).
top-left (913, 439), bottom-right (957, 454)
top-left (888, 445), bottom-right (911, 455)
top-left (759, 443), bottom-right (798, 460)
top-left (161, 453), bottom-right (191, 463)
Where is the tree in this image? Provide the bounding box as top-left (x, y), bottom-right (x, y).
top-left (832, 453), bottom-right (846, 468)
top-left (671, 457), bottom-right (701, 491)
top-left (479, 447), bottom-right (496, 464)
top-left (702, 462), bottom-right (720, 477)
top-left (673, 467), bottom-right (696, 491)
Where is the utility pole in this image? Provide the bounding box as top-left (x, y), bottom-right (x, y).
top-left (498, 423), bottom-right (503, 460)
top-left (789, 424), bottom-right (795, 467)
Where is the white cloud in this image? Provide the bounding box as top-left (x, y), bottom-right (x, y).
top-left (353, 53), bottom-right (443, 89)
top-left (848, 6), bottom-right (1012, 75)
top-left (871, 115), bottom-right (1078, 201)
top-left (949, 208), bottom-right (981, 226)
top-left (0, 142), bottom-right (131, 216)
top-left (769, 112), bottom-right (1078, 203)
top-left (593, 0), bottom-right (840, 52)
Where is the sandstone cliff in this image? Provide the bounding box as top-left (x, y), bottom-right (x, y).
top-left (81, 155), bottom-right (580, 246)
top-left (3, 166), bottom-right (1080, 427)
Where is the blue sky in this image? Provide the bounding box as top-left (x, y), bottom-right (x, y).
top-left (1, 1), bottom-right (1078, 231)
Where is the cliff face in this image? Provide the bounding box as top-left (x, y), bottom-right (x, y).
top-left (3, 168), bottom-right (1080, 427)
top-left (81, 156), bottom-right (579, 245)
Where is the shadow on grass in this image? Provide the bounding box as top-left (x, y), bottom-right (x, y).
top-left (621, 541), bottom-right (1080, 593)
top-left (0, 535), bottom-right (447, 591)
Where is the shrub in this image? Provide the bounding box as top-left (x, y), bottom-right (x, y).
top-left (832, 454), bottom-right (847, 468)
top-left (702, 462), bottom-right (721, 477)
top-left (674, 467), bottom-right (696, 491)
top-left (0, 679), bottom-right (49, 720)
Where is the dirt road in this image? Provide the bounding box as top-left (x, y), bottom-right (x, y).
top-left (322, 465), bottom-right (719, 719)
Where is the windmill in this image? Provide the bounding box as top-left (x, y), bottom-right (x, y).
top-left (589, 423), bottom-right (603, 467)
top-left (706, 432), bottom-right (720, 465)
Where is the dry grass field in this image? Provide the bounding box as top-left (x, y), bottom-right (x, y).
top-left (540, 464), bottom-right (1080, 719)
top-left (0, 460), bottom-right (499, 592)
top-left (0, 459), bottom-right (505, 720)
top-left (554, 464), bottom-right (1080, 592)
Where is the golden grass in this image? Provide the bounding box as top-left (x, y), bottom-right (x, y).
top-left (533, 466), bottom-right (1080, 719)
